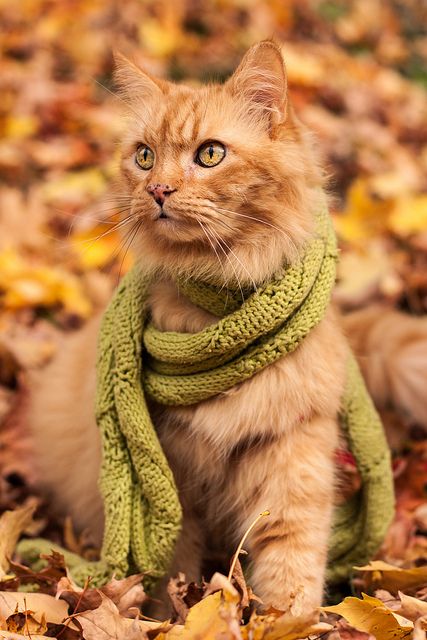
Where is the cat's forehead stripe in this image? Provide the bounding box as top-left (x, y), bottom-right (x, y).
top-left (156, 95), bottom-right (202, 147)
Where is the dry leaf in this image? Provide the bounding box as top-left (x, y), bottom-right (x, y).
top-left (177, 590), bottom-right (238, 639)
top-left (0, 591), bottom-right (68, 625)
top-left (390, 196), bottom-right (427, 237)
top-left (0, 632), bottom-right (48, 639)
top-left (76, 595), bottom-right (168, 640)
top-left (396, 591), bottom-right (427, 622)
top-left (57, 572), bottom-right (146, 617)
top-left (322, 593), bottom-right (413, 640)
top-left (414, 614), bottom-right (427, 640)
top-left (0, 502), bottom-right (37, 578)
top-left (355, 560), bottom-right (427, 592)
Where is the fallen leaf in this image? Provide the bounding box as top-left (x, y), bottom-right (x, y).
top-left (0, 502), bottom-right (37, 578)
top-left (390, 196), bottom-right (427, 237)
top-left (241, 614), bottom-right (332, 640)
top-left (355, 560), bottom-right (427, 592)
top-left (0, 632), bottom-right (48, 639)
top-left (178, 590), bottom-right (238, 639)
top-left (0, 591), bottom-right (68, 625)
top-left (76, 595), bottom-right (170, 640)
top-left (396, 591), bottom-right (427, 622)
top-left (414, 614), bottom-right (427, 640)
top-left (322, 593), bottom-right (413, 640)
top-left (57, 572), bottom-right (146, 617)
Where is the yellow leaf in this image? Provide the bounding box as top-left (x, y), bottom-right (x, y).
top-left (139, 19), bottom-right (181, 58)
top-left (389, 196), bottom-right (427, 237)
top-left (322, 593), bottom-right (413, 640)
top-left (179, 591), bottom-right (238, 639)
top-left (3, 277), bottom-right (57, 309)
top-left (4, 115), bottom-right (38, 139)
top-left (0, 250), bottom-right (26, 286)
top-left (56, 276), bottom-right (92, 318)
top-left (71, 225), bottom-right (119, 269)
top-left (334, 178), bottom-right (394, 243)
top-left (0, 250), bottom-right (92, 318)
top-left (241, 616), bottom-right (332, 640)
top-left (355, 560), bottom-right (427, 592)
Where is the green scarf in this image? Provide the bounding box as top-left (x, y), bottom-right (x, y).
top-left (19, 203), bottom-right (394, 587)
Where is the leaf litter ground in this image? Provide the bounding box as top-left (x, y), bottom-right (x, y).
top-left (0, 0), bottom-right (427, 637)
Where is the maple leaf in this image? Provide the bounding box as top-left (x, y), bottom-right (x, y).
top-left (322, 593), bottom-right (414, 640)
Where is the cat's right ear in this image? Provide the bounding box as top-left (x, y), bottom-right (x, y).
top-left (113, 52), bottom-right (164, 102)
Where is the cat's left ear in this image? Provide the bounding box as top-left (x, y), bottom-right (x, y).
top-left (226, 40), bottom-right (287, 130)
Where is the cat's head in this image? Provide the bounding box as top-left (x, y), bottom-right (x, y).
top-left (115, 41), bottom-right (323, 287)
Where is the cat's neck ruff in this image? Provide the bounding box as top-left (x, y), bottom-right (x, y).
top-left (141, 203), bottom-right (337, 405)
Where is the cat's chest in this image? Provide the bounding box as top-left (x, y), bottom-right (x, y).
top-left (147, 279), bottom-right (347, 477)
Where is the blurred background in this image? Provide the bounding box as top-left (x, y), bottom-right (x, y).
top-left (0, 0), bottom-right (426, 562)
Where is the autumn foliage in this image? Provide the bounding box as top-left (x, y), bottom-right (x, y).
top-left (0, 0), bottom-right (427, 638)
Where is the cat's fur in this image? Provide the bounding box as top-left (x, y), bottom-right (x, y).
top-left (26, 41), bottom-right (426, 617)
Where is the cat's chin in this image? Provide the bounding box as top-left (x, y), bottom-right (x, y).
top-left (144, 214), bottom-right (204, 247)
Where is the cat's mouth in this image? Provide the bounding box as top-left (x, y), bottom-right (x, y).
top-left (151, 206), bottom-right (175, 223)
top-left (148, 206), bottom-right (208, 246)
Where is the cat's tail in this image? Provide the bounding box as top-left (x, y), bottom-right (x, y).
top-left (342, 306), bottom-right (427, 429)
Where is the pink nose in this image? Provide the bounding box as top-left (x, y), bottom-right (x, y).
top-left (147, 183), bottom-right (175, 206)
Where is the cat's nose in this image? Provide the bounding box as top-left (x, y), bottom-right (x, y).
top-left (147, 183), bottom-right (176, 206)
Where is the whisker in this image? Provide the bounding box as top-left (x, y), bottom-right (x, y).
top-left (195, 209), bottom-right (237, 237)
top-left (212, 230), bottom-right (257, 291)
top-left (206, 203), bottom-right (301, 258)
top-left (117, 218), bottom-right (142, 283)
top-left (72, 215), bottom-right (137, 248)
top-left (204, 224), bottom-right (245, 303)
top-left (63, 204), bottom-right (134, 235)
top-left (195, 218), bottom-right (230, 308)
top-left (216, 206), bottom-right (288, 237)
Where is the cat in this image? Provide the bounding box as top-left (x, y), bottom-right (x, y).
top-left (25, 40), bottom-right (427, 618)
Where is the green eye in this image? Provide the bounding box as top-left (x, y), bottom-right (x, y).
top-left (196, 141), bottom-right (226, 168)
top-left (135, 144), bottom-right (155, 170)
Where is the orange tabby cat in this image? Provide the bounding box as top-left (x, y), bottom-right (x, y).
top-left (26, 41), bottom-right (426, 617)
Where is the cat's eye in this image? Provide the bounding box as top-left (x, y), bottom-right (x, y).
top-left (135, 144), bottom-right (155, 170)
top-left (196, 141), bottom-right (226, 168)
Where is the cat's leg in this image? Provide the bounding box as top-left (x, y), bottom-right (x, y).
top-left (238, 415), bottom-right (338, 618)
top-left (168, 512), bottom-right (204, 582)
top-left (147, 512), bottom-right (204, 618)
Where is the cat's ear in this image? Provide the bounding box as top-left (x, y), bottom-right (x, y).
top-left (113, 52), bottom-right (164, 102)
top-left (226, 41), bottom-right (287, 129)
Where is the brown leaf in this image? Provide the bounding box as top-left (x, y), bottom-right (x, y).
top-left (230, 557), bottom-right (249, 610)
top-left (4, 551), bottom-right (68, 595)
top-left (0, 591), bottom-right (68, 625)
top-left (0, 501), bottom-right (37, 578)
top-left (76, 595), bottom-right (168, 640)
top-left (102, 574), bottom-right (147, 616)
top-left (57, 572), bottom-right (146, 617)
top-left (167, 573), bottom-right (191, 624)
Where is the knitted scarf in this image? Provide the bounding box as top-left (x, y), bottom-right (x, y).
top-left (20, 203), bottom-right (394, 587)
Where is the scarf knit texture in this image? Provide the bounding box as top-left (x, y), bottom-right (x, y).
top-left (20, 203), bottom-right (394, 587)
